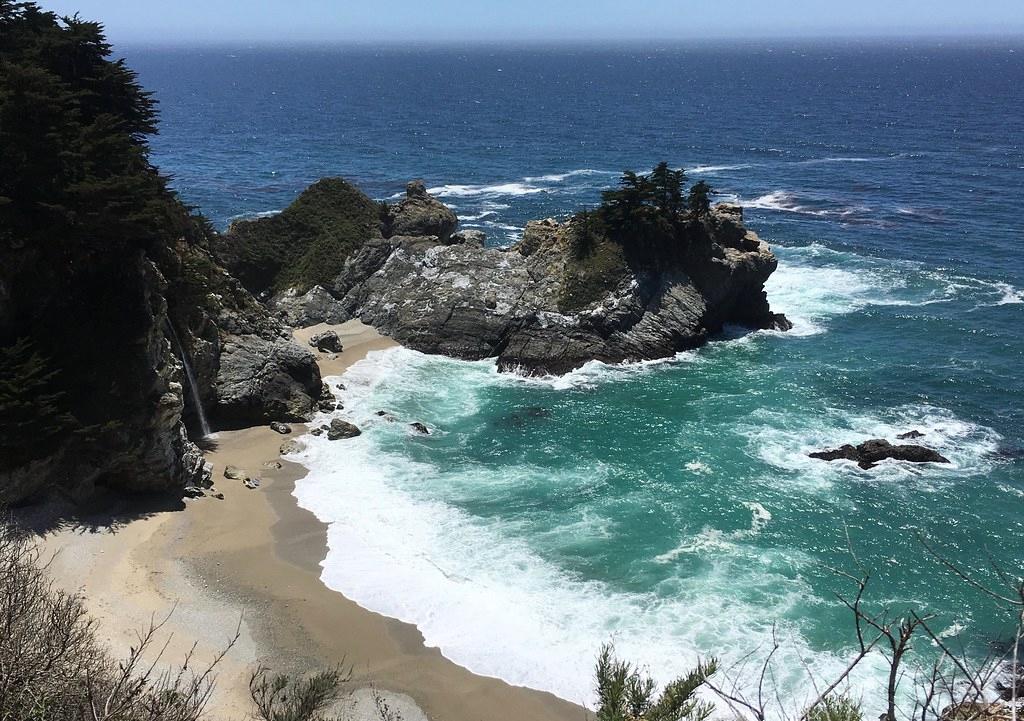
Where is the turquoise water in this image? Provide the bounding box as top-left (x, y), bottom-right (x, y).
top-left (123, 41), bottom-right (1024, 709)
top-left (292, 240), bottom-right (1019, 707)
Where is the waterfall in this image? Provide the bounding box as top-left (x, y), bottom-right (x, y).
top-left (165, 320), bottom-right (212, 439)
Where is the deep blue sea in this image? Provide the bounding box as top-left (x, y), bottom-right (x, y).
top-left (127, 41), bottom-right (1024, 710)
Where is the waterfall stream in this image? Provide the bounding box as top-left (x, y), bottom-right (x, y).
top-left (165, 321), bottom-right (212, 439)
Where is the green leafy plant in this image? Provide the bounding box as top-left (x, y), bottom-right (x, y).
top-left (595, 643), bottom-right (718, 721)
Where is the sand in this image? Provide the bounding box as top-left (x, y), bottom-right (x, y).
top-left (35, 321), bottom-right (585, 721)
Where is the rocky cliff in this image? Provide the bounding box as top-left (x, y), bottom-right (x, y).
top-left (242, 179), bottom-right (789, 376)
top-left (0, 7), bottom-right (323, 505)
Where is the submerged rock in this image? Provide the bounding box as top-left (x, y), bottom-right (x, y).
top-left (897, 430), bottom-right (925, 440)
top-left (409, 422), bottom-right (430, 435)
top-left (810, 439), bottom-right (950, 470)
top-left (327, 418), bottom-right (362, 440)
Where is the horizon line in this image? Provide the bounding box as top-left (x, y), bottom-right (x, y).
top-left (113, 33), bottom-right (1024, 50)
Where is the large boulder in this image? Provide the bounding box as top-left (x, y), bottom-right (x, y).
top-left (308, 329), bottom-right (343, 353)
top-left (387, 180), bottom-right (458, 242)
top-left (327, 418), bottom-right (362, 440)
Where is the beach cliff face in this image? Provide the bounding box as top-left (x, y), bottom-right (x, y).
top-left (223, 179), bottom-right (790, 376)
top-left (0, 229), bottom-right (324, 505)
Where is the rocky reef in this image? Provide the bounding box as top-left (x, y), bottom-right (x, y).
top-left (238, 178), bottom-right (790, 375)
top-left (810, 438), bottom-right (951, 470)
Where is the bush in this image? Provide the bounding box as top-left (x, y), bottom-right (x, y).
top-left (806, 695), bottom-right (864, 721)
top-left (214, 178), bottom-right (381, 295)
top-left (0, 519), bottom-right (401, 721)
top-left (594, 644), bottom-right (717, 721)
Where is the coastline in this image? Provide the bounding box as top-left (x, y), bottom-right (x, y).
top-left (36, 320), bottom-right (585, 721)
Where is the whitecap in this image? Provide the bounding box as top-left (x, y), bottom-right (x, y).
top-left (689, 163), bottom-right (754, 174)
top-left (522, 169), bottom-right (617, 183)
top-left (428, 182), bottom-right (547, 198)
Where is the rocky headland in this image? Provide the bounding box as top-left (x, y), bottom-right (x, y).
top-left (219, 176), bottom-right (791, 376)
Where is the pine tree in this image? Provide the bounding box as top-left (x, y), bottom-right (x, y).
top-left (688, 180), bottom-right (713, 217)
top-left (0, 338), bottom-right (77, 467)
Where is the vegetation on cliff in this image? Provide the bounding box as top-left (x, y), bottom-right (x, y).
top-left (213, 178), bottom-right (382, 295)
top-left (558, 163), bottom-right (716, 312)
top-left (0, 1), bottom-right (209, 482)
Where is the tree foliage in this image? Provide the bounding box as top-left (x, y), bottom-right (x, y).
top-left (0, 1), bottom-right (201, 252)
top-left (0, 338), bottom-right (77, 469)
top-left (213, 178), bottom-right (382, 295)
top-left (592, 163), bottom-right (714, 264)
top-left (595, 644), bottom-right (717, 721)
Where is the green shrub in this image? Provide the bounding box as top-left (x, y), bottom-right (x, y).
top-left (595, 644), bottom-right (717, 721)
top-left (215, 178), bottom-right (381, 295)
top-left (806, 695), bottom-right (864, 721)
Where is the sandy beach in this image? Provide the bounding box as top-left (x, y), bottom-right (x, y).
top-left (35, 320), bottom-right (585, 721)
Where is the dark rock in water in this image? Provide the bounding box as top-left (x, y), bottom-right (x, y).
top-left (309, 329), bottom-right (344, 353)
top-left (375, 410), bottom-right (398, 422)
top-left (270, 422), bottom-right (292, 435)
top-left (335, 382), bottom-right (347, 391)
top-left (318, 400), bottom-right (337, 413)
top-left (994, 445), bottom-right (1024, 461)
top-left (810, 439), bottom-right (950, 470)
top-left (409, 422), bottom-right (430, 435)
top-left (769, 313), bottom-right (794, 331)
top-left (897, 430), bottom-right (925, 440)
top-left (327, 418), bottom-right (362, 440)
top-left (387, 180), bottom-right (458, 242)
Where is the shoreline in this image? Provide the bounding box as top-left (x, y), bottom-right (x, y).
top-left (35, 320), bottom-right (585, 721)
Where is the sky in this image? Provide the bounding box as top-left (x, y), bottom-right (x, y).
top-left (45, 0), bottom-right (1024, 44)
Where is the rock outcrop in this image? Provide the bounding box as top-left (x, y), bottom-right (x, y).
top-left (810, 439), bottom-right (951, 470)
top-left (325, 205), bottom-right (788, 375)
top-left (159, 240), bottom-right (324, 429)
top-left (386, 180), bottom-right (458, 242)
top-left (235, 178), bottom-right (790, 375)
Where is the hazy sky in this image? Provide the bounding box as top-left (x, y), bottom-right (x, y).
top-left (45, 0), bottom-right (1024, 44)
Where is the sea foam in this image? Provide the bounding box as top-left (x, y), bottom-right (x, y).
top-left (291, 349), bottom-right (890, 712)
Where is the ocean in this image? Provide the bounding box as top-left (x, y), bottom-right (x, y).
top-left (127, 41), bottom-right (1024, 710)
